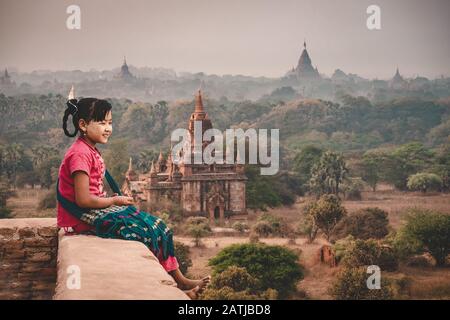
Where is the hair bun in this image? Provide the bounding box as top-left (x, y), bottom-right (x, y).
top-left (66, 99), bottom-right (79, 115)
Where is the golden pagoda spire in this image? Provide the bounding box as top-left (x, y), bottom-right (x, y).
top-left (194, 89), bottom-right (205, 113)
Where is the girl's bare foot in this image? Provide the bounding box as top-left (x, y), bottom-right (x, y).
top-left (180, 276), bottom-right (211, 291)
top-left (184, 285), bottom-right (202, 300)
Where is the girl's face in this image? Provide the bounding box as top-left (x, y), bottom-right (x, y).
top-left (79, 111), bottom-right (112, 145)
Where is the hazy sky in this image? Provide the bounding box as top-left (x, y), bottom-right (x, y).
top-left (1, 0), bottom-right (449, 79)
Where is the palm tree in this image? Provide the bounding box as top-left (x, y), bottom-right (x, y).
top-left (137, 150), bottom-right (157, 173)
top-left (4, 143), bottom-right (24, 189)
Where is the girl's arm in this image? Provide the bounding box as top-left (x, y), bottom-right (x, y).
top-left (73, 171), bottom-right (134, 208)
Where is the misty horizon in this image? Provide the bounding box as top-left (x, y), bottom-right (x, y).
top-left (1, 0), bottom-right (449, 79)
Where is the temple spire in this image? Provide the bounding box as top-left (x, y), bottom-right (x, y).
top-left (128, 157), bottom-right (133, 171)
top-left (194, 90), bottom-right (205, 113)
top-left (150, 161), bottom-right (156, 174)
top-left (123, 56), bottom-right (127, 66)
top-left (68, 85), bottom-right (75, 100)
top-left (303, 40), bottom-right (306, 49)
top-left (158, 149), bottom-right (164, 162)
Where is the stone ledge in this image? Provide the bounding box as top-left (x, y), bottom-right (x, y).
top-left (54, 230), bottom-right (189, 300)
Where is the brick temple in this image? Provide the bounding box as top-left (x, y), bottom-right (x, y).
top-left (122, 90), bottom-right (247, 224)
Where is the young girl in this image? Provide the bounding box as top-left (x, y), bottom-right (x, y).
top-left (57, 96), bottom-right (209, 299)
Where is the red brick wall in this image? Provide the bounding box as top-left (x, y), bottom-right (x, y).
top-left (0, 220), bottom-right (58, 299)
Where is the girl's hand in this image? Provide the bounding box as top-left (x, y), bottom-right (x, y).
top-left (112, 195), bottom-right (134, 206)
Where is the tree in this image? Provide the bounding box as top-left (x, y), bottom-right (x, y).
top-left (1, 143), bottom-right (25, 188)
top-left (360, 150), bottom-right (383, 191)
top-left (309, 151), bottom-right (348, 197)
top-left (297, 211), bottom-right (318, 243)
top-left (200, 266), bottom-right (278, 300)
top-left (208, 243), bottom-right (303, 298)
top-left (137, 150), bottom-right (157, 173)
top-left (333, 207), bottom-right (389, 240)
top-left (292, 145), bottom-right (323, 187)
top-left (245, 165), bottom-right (282, 211)
top-left (103, 138), bottom-right (129, 186)
top-left (341, 239), bottom-right (398, 272)
top-left (36, 156), bottom-right (60, 189)
top-left (407, 172), bottom-right (442, 193)
top-left (305, 194), bottom-right (346, 241)
top-left (330, 267), bottom-right (394, 300)
top-left (186, 216), bottom-right (212, 247)
top-left (394, 209), bottom-right (450, 266)
top-left (386, 143), bottom-right (435, 190)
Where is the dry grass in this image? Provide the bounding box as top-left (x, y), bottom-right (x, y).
top-left (6, 187), bottom-right (56, 218)
top-left (249, 188), bottom-right (450, 231)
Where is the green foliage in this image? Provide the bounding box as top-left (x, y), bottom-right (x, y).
top-left (0, 183), bottom-right (15, 219)
top-left (304, 194), bottom-right (346, 241)
top-left (173, 241), bottom-right (192, 274)
top-left (232, 221), bottom-right (249, 233)
top-left (360, 150), bottom-right (383, 191)
top-left (254, 213), bottom-right (289, 237)
top-left (208, 243), bottom-right (303, 298)
top-left (333, 207), bottom-right (389, 240)
top-left (341, 239), bottom-right (399, 271)
top-left (119, 102), bottom-right (169, 143)
top-left (333, 235), bottom-right (356, 263)
top-left (245, 165), bottom-right (299, 210)
top-left (309, 151), bottom-right (348, 197)
top-left (252, 221), bottom-right (273, 238)
top-left (330, 267), bottom-right (394, 300)
top-left (297, 212), bottom-right (318, 243)
top-left (200, 266), bottom-right (279, 300)
top-left (211, 266), bottom-right (260, 292)
top-left (386, 143), bottom-right (435, 190)
top-left (393, 209), bottom-right (450, 266)
top-left (186, 216), bottom-right (212, 247)
top-left (36, 156), bottom-right (60, 189)
top-left (102, 138), bottom-right (129, 186)
top-left (407, 172), bottom-right (442, 192)
top-left (341, 178), bottom-right (364, 200)
top-left (431, 144), bottom-right (450, 191)
top-left (292, 145), bottom-right (323, 187)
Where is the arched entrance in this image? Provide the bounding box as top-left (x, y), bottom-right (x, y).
top-left (206, 183), bottom-right (225, 225)
top-left (214, 206), bottom-right (220, 220)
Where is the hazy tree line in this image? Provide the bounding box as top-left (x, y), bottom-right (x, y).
top-left (0, 92), bottom-right (449, 215)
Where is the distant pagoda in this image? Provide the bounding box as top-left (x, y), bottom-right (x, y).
top-left (389, 67), bottom-right (407, 89)
top-left (115, 56), bottom-right (135, 80)
top-left (286, 41), bottom-right (321, 81)
top-left (0, 68), bottom-right (12, 85)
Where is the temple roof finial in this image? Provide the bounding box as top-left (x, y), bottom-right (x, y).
top-left (150, 161), bottom-right (156, 174)
top-left (158, 149), bottom-right (165, 162)
top-left (68, 85), bottom-right (75, 100)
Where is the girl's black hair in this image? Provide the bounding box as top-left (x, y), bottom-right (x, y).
top-left (63, 98), bottom-right (112, 137)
